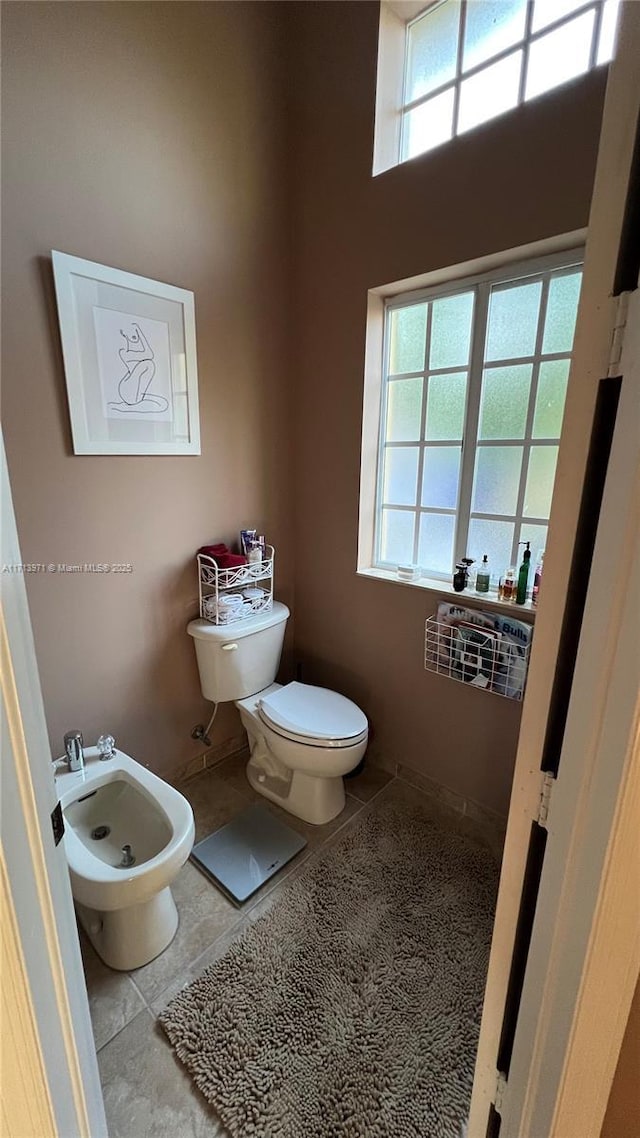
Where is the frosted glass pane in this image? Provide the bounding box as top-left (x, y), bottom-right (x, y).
top-left (425, 372), bottom-right (467, 440)
top-left (383, 447), bottom-right (419, 506)
top-left (463, 0), bottom-right (527, 71)
top-left (518, 522), bottom-right (548, 561)
top-left (479, 364), bottom-right (532, 440)
top-left (406, 1), bottom-right (460, 102)
top-left (597, 0), bottom-right (621, 65)
top-left (532, 0), bottom-right (591, 34)
top-left (526, 12), bottom-right (595, 102)
top-left (486, 280), bottom-right (542, 361)
top-left (389, 305), bottom-right (427, 374)
top-left (472, 446), bottom-right (523, 514)
top-left (542, 272), bottom-right (582, 353)
top-left (421, 447), bottom-right (461, 509)
top-left (380, 509), bottom-right (414, 565)
top-left (468, 518), bottom-right (515, 576)
top-left (386, 378), bottom-right (423, 442)
top-left (524, 446), bottom-right (558, 517)
top-left (429, 291), bottom-right (474, 370)
top-left (402, 88), bottom-right (455, 160)
top-left (532, 360), bottom-right (569, 438)
top-left (458, 50), bottom-right (522, 135)
top-left (418, 513), bottom-right (455, 575)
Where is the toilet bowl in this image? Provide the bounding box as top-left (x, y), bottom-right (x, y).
top-left (55, 747), bottom-right (194, 971)
top-left (237, 682), bottom-right (368, 825)
top-left (187, 603), bottom-right (369, 826)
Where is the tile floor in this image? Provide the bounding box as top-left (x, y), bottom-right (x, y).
top-left (86, 753), bottom-right (503, 1137)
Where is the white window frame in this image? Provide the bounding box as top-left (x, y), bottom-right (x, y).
top-left (370, 247), bottom-right (584, 582)
top-left (374, 0), bottom-right (619, 174)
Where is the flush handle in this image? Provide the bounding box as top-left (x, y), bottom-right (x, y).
top-left (221, 643), bottom-right (238, 651)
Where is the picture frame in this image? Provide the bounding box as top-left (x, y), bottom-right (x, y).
top-left (51, 251), bottom-right (201, 455)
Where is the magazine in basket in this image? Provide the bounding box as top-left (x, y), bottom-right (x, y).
top-left (430, 602), bottom-right (533, 700)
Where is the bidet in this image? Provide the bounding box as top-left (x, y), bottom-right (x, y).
top-left (56, 746), bottom-right (194, 970)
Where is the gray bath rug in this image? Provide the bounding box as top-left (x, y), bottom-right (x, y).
top-left (160, 790), bottom-right (499, 1138)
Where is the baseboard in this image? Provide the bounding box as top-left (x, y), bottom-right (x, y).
top-left (397, 762), bottom-right (507, 831)
top-left (362, 739), bottom-right (397, 776)
top-left (175, 734), bottom-right (249, 785)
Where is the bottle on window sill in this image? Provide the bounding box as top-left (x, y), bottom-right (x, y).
top-left (532, 550), bottom-right (544, 605)
top-left (516, 541), bottom-right (531, 605)
top-left (499, 567), bottom-right (517, 603)
top-left (453, 557), bottom-right (474, 592)
top-left (476, 554), bottom-right (490, 593)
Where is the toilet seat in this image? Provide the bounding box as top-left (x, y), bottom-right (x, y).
top-left (258, 681), bottom-right (368, 749)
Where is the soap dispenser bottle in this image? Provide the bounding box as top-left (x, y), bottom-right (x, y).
top-left (516, 541), bottom-right (531, 605)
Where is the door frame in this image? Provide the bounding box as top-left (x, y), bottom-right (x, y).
top-left (503, 283), bottom-right (640, 1138)
top-left (1, 436), bottom-right (107, 1138)
top-left (469, 4), bottom-right (640, 1134)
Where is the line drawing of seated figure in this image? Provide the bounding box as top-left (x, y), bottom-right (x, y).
top-left (108, 322), bottom-right (169, 414)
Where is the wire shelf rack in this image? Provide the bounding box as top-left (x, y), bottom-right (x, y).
top-left (198, 547), bottom-right (274, 626)
top-left (424, 614), bottom-right (531, 700)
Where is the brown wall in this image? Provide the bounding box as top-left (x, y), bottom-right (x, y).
top-left (1, 1), bottom-right (292, 781)
top-left (2, 0), bottom-right (607, 813)
top-left (601, 976), bottom-right (640, 1138)
top-left (286, 1), bottom-right (607, 815)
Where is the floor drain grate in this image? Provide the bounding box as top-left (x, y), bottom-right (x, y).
top-left (91, 825), bottom-right (110, 841)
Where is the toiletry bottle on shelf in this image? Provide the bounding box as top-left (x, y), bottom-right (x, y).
top-left (516, 541), bottom-right (531, 605)
top-left (476, 554), bottom-right (490, 593)
top-left (248, 541), bottom-right (262, 565)
top-left (499, 567), bottom-right (516, 602)
top-left (532, 550), bottom-right (545, 605)
top-left (453, 557), bottom-right (474, 592)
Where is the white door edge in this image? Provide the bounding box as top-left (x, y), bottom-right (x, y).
top-left (502, 281), bottom-right (640, 1138)
top-left (1, 435), bottom-right (107, 1138)
top-left (468, 4), bottom-right (640, 1133)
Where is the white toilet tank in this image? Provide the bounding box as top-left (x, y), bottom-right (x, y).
top-left (187, 602), bottom-right (289, 703)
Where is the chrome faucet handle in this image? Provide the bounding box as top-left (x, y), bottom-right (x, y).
top-left (97, 734), bottom-right (116, 761)
top-left (63, 730), bottom-right (84, 772)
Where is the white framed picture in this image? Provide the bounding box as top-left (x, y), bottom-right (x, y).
top-left (52, 251), bottom-right (201, 455)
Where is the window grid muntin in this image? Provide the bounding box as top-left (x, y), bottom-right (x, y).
top-left (375, 256), bottom-right (582, 578)
top-left (400, 0), bottom-right (609, 161)
top-left (507, 276), bottom-right (551, 547)
top-left (411, 303), bottom-right (434, 562)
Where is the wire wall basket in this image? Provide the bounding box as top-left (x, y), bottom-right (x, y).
top-left (424, 614), bottom-right (531, 701)
top-left (198, 548), bottom-right (274, 626)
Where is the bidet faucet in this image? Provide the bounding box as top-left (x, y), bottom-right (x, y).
top-left (63, 730), bottom-right (84, 772)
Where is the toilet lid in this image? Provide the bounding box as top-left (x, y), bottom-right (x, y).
top-left (258, 682), bottom-right (367, 744)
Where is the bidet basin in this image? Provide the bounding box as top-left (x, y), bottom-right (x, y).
top-left (55, 746), bottom-right (194, 969)
top-left (65, 779), bottom-right (172, 867)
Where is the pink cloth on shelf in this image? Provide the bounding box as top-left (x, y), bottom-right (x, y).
top-left (216, 553), bottom-right (247, 568)
top-left (197, 544), bottom-right (247, 568)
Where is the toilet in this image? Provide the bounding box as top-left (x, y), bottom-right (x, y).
top-left (55, 746), bottom-right (194, 971)
top-left (187, 602), bottom-right (368, 825)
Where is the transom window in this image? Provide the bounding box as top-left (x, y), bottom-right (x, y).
top-left (400, 0), bottom-right (620, 162)
top-left (374, 254), bottom-right (583, 579)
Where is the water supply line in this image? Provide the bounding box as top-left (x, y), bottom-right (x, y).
top-left (191, 702), bottom-right (218, 747)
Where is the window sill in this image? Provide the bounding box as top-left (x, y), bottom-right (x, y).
top-left (357, 567), bottom-right (537, 620)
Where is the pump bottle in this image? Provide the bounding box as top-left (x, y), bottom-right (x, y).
top-left (516, 541), bottom-right (531, 605)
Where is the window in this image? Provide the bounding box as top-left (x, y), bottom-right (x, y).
top-left (373, 253), bottom-right (583, 581)
top-left (376, 0), bottom-right (620, 170)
